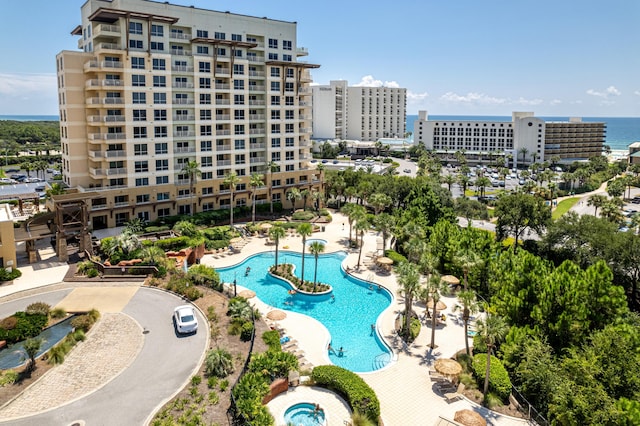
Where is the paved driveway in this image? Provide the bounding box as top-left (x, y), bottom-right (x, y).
top-left (0, 287), bottom-right (207, 425)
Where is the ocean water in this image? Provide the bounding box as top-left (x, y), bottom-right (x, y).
top-left (0, 115), bottom-right (59, 121)
top-left (407, 114), bottom-right (640, 151)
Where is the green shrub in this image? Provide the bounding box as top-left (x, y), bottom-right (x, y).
top-left (187, 264), bottom-right (221, 290)
top-left (72, 329), bottom-right (86, 342)
top-left (205, 348), bottom-right (234, 378)
top-left (248, 351), bottom-right (298, 379)
top-left (144, 225), bottom-right (170, 233)
top-left (0, 370), bottom-right (18, 387)
top-left (77, 260), bottom-right (96, 275)
top-left (70, 312), bottom-right (99, 333)
top-left (87, 268), bottom-right (99, 278)
top-left (231, 372), bottom-right (272, 425)
top-left (25, 302), bottom-right (51, 316)
top-left (484, 392), bottom-right (504, 409)
top-left (153, 236), bottom-right (192, 251)
top-left (50, 307), bottom-right (66, 319)
top-left (219, 379), bottom-right (229, 392)
top-left (0, 268), bottom-right (21, 282)
top-left (0, 312), bottom-right (47, 343)
top-left (207, 376), bottom-right (218, 389)
top-left (262, 330), bottom-right (281, 352)
top-left (384, 250), bottom-right (406, 265)
top-left (472, 353), bottom-right (512, 402)
top-left (311, 365), bottom-right (380, 424)
top-left (191, 375), bottom-right (202, 386)
top-left (47, 345), bottom-right (66, 365)
top-left (292, 211), bottom-right (315, 221)
top-left (409, 317), bottom-right (421, 340)
top-left (240, 321), bottom-right (254, 341)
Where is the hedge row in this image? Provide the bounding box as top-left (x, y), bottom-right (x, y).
top-left (472, 353), bottom-right (512, 401)
top-left (311, 365), bottom-right (380, 424)
top-left (0, 312), bottom-right (48, 343)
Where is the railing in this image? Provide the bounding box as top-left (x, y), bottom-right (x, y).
top-left (171, 65), bottom-right (194, 72)
top-left (215, 99), bottom-right (231, 105)
top-left (84, 60), bottom-right (123, 70)
top-left (174, 147), bottom-right (196, 153)
top-left (511, 386), bottom-right (549, 426)
top-left (215, 83), bottom-right (230, 90)
top-left (216, 130), bottom-right (231, 136)
top-left (215, 114), bottom-right (230, 121)
top-left (248, 100), bottom-right (265, 106)
top-left (171, 49), bottom-right (191, 56)
top-left (248, 85), bottom-right (265, 92)
top-left (95, 24), bottom-right (120, 34)
top-left (173, 115), bottom-right (195, 121)
top-left (95, 42), bottom-right (121, 51)
top-left (172, 82), bottom-right (194, 89)
top-left (173, 99), bottom-right (195, 105)
top-left (227, 308), bottom-right (256, 425)
top-left (169, 32), bottom-right (192, 40)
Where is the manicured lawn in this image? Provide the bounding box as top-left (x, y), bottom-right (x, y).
top-left (552, 197), bottom-right (580, 220)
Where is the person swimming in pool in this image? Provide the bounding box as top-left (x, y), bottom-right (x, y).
top-left (245, 266), bottom-right (251, 276)
top-left (338, 346), bottom-right (345, 357)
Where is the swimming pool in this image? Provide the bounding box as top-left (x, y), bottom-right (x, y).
top-left (305, 238), bottom-right (327, 246)
top-left (218, 251), bottom-right (392, 372)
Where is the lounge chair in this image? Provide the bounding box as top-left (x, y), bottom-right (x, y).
top-left (444, 392), bottom-right (462, 403)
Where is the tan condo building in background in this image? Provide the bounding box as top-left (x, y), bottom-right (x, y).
top-left (57, 0), bottom-right (320, 229)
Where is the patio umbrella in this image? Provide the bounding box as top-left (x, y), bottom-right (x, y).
top-left (260, 223), bottom-right (273, 230)
top-left (376, 256), bottom-right (393, 265)
top-left (434, 358), bottom-right (463, 377)
top-left (454, 409), bottom-right (487, 426)
top-left (426, 298), bottom-right (447, 311)
top-left (266, 310), bottom-right (286, 321)
top-left (230, 237), bottom-right (243, 245)
top-left (238, 290), bottom-right (256, 299)
top-left (441, 275), bottom-right (460, 286)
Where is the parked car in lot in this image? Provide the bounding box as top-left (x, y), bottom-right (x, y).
top-left (5, 168), bottom-right (19, 173)
top-left (332, 160), bottom-right (339, 164)
top-left (173, 305), bottom-right (198, 334)
top-left (403, 168), bottom-right (411, 173)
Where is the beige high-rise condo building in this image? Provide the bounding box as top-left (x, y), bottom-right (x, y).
top-left (312, 80), bottom-right (406, 141)
top-left (57, 0), bottom-right (319, 229)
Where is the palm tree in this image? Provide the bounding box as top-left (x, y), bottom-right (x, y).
top-left (141, 246), bottom-right (166, 266)
top-left (311, 190), bottom-right (323, 212)
top-left (476, 314), bottom-right (509, 397)
top-left (269, 225), bottom-right (286, 270)
top-left (249, 173), bottom-right (264, 224)
top-left (518, 147), bottom-right (529, 166)
top-left (403, 236), bottom-right (426, 264)
top-left (475, 176), bottom-right (491, 199)
top-left (22, 337), bottom-right (43, 372)
top-left (297, 222), bottom-right (313, 284)
top-left (458, 174), bottom-right (471, 196)
top-left (355, 217), bottom-right (370, 268)
top-left (287, 188), bottom-right (301, 211)
top-left (368, 193), bottom-right (391, 215)
top-left (455, 250), bottom-right (482, 291)
top-left (342, 203), bottom-right (366, 243)
top-left (424, 272), bottom-right (448, 349)
top-left (223, 172), bottom-right (240, 227)
top-left (309, 241), bottom-right (325, 292)
top-left (181, 160), bottom-right (201, 216)
top-left (454, 290), bottom-right (480, 357)
top-left (587, 194), bottom-right (607, 216)
top-left (300, 189), bottom-right (310, 210)
top-left (443, 174), bottom-right (456, 192)
top-left (45, 182), bottom-right (65, 200)
top-left (396, 261), bottom-right (421, 336)
top-left (316, 163), bottom-right (326, 201)
top-left (265, 161), bottom-right (280, 215)
top-left (373, 213), bottom-right (396, 253)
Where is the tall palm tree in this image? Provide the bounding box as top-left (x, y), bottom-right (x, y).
top-left (269, 224), bottom-right (286, 270)
top-left (476, 314), bottom-right (509, 397)
top-left (223, 172), bottom-right (240, 227)
top-left (475, 176), bottom-right (491, 199)
top-left (424, 272), bottom-right (448, 349)
top-left (181, 160), bottom-right (201, 217)
top-left (455, 250), bottom-right (482, 291)
top-left (443, 174), bottom-right (456, 193)
top-left (297, 222), bottom-right (313, 284)
top-left (373, 213), bottom-right (396, 253)
top-left (342, 203), bottom-right (366, 243)
top-left (316, 163), bottom-right (326, 204)
top-left (368, 193), bottom-right (392, 215)
top-left (287, 188), bottom-right (301, 211)
top-left (518, 147), bottom-right (529, 166)
top-left (396, 261), bottom-right (421, 335)
top-left (355, 217), bottom-right (370, 268)
top-left (249, 173), bottom-right (264, 224)
top-left (309, 241), bottom-right (325, 292)
top-left (454, 290), bottom-right (480, 357)
top-left (311, 190), bottom-right (323, 212)
top-left (587, 194), bottom-right (607, 216)
top-left (300, 188), bottom-right (310, 211)
top-left (265, 161), bottom-right (280, 215)
top-left (403, 236), bottom-right (426, 265)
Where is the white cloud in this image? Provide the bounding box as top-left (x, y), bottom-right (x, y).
top-left (439, 92), bottom-right (507, 105)
top-left (0, 73), bottom-right (56, 96)
top-left (550, 99), bottom-right (562, 105)
top-left (634, 91), bottom-right (640, 96)
top-left (353, 75), bottom-right (400, 88)
top-left (514, 97), bottom-right (543, 106)
top-left (407, 90), bottom-right (429, 102)
top-left (586, 85), bottom-right (621, 98)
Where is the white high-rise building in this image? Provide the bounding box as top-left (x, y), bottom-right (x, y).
top-left (414, 111), bottom-right (605, 166)
top-left (312, 80), bottom-right (406, 141)
top-left (56, 0), bottom-right (320, 229)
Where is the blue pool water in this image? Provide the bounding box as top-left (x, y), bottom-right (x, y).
top-left (0, 315), bottom-right (75, 370)
top-left (305, 238), bottom-right (327, 246)
top-left (219, 251), bottom-right (392, 372)
top-left (284, 402), bottom-right (326, 426)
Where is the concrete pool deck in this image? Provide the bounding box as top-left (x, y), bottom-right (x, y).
top-left (202, 211), bottom-right (529, 426)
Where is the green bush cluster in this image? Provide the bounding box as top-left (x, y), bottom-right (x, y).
top-left (144, 225), bottom-right (171, 233)
top-left (25, 302), bottom-right (50, 316)
top-left (311, 365), bottom-right (380, 424)
top-left (248, 351), bottom-right (298, 380)
top-left (70, 309), bottom-right (100, 332)
top-left (166, 273), bottom-right (203, 300)
top-left (205, 348), bottom-right (234, 378)
top-left (291, 211), bottom-right (315, 221)
top-left (151, 236), bottom-right (192, 252)
top-left (384, 250), bottom-right (406, 265)
top-left (0, 370), bottom-right (18, 387)
top-left (270, 264), bottom-right (330, 293)
top-left (262, 330), bottom-right (281, 352)
top-left (187, 264), bottom-right (222, 290)
top-left (77, 260), bottom-right (99, 277)
top-left (472, 353), bottom-right (512, 402)
top-left (0, 268), bottom-right (21, 282)
top-left (0, 312), bottom-right (48, 343)
top-left (48, 329), bottom-right (86, 365)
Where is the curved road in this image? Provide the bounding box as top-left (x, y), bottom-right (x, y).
top-left (0, 287), bottom-right (207, 426)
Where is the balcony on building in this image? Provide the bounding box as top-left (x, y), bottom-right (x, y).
top-left (84, 60), bottom-right (123, 72)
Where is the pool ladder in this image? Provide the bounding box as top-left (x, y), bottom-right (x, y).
top-left (372, 353), bottom-right (391, 370)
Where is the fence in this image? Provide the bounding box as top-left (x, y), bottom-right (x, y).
top-left (510, 385), bottom-right (549, 426)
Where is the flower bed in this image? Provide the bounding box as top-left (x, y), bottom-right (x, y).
top-left (268, 264), bottom-right (332, 295)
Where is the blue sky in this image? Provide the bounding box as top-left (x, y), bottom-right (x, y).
top-left (0, 0), bottom-right (638, 116)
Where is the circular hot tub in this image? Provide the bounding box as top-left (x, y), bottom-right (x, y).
top-left (283, 402), bottom-right (327, 426)
top-left (304, 238), bottom-right (327, 247)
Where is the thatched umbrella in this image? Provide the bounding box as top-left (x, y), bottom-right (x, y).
top-left (260, 223), bottom-right (273, 230)
top-left (266, 310), bottom-right (286, 321)
top-left (441, 275), bottom-right (460, 286)
top-left (454, 409), bottom-right (487, 426)
top-left (376, 256), bottom-right (393, 265)
top-left (426, 298), bottom-right (447, 311)
top-left (238, 290), bottom-right (256, 299)
top-left (434, 358), bottom-right (462, 377)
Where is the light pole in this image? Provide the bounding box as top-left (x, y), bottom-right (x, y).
top-left (233, 271), bottom-right (237, 297)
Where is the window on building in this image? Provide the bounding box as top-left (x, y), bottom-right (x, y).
top-left (270, 67), bottom-right (280, 77)
top-left (233, 64), bottom-right (244, 75)
top-left (271, 124), bottom-right (280, 134)
top-left (234, 125), bottom-right (245, 135)
top-left (134, 144), bottom-right (148, 155)
top-left (201, 156), bottom-right (213, 167)
top-left (153, 93), bottom-right (166, 104)
top-left (268, 38), bottom-right (278, 49)
top-left (200, 94), bottom-right (211, 104)
top-left (154, 126), bottom-right (167, 137)
top-left (234, 110), bottom-right (245, 120)
top-left (214, 31), bottom-right (225, 40)
top-left (129, 39), bottom-right (143, 49)
top-left (135, 178), bottom-right (149, 187)
top-left (129, 22), bottom-right (143, 35)
top-left (216, 47), bottom-right (227, 56)
top-left (271, 138), bottom-right (281, 148)
top-left (131, 75), bottom-right (145, 87)
top-left (131, 57), bottom-right (145, 69)
top-left (285, 110), bottom-right (294, 120)
top-left (153, 76), bottom-right (166, 87)
top-left (199, 62), bottom-right (210, 73)
top-left (197, 45), bottom-right (209, 55)
top-left (133, 127), bottom-right (147, 138)
top-left (196, 29), bottom-right (208, 38)
top-left (271, 110), bottom-right (281, 120)
top-left (234, 139), bottom-right (245, 150)
top-left (157, 192), bottom-right (170, 200)
top-left (268, 53), bottom-right (278, 60)
top-left (285, 123), bottom-right (294, 133)
top-left (234, 94), bottom-right (245, 105)
top-left (200, 125), bottom-right (212, 136)
top-left (155, 142), bottom-right (168, 154)
top-left (133, 109), bottom-right (146, 121)
top-left (154, 110), bottom-right (167, 121)
top-left (271, 95), bottom-right (280, 106)
top-left (156, 159), bottom-right (169, 171)
top-left (136, 194), bottom-right (151, 204)
top-left (286, 68), bottom-right (294, 78)
top-left (283, 54), bottom-right (292, 62)
top-left (135, 161), bottom-right (149, 173)
top-left (285, 137), bottom-right (294, 147)
top-left (151, 24), bottom-right (163, 36)
top-left (152, 58), bottom-right (165, 70)
top-left (233, 80), bottom-right (244, 90)
top-left (270, 81), bottom-right (280, 91)
top-left (199, 77), bottom-right (210, 88)
top-left (156, 176), bottom-right (169, 185)
top-left (150, 42), bottom-right (164, 51)
top-left (271, 152), bottom-right (281, 161)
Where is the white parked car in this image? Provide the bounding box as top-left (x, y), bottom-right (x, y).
top-left (173, 305), bottom-right (198, 334)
